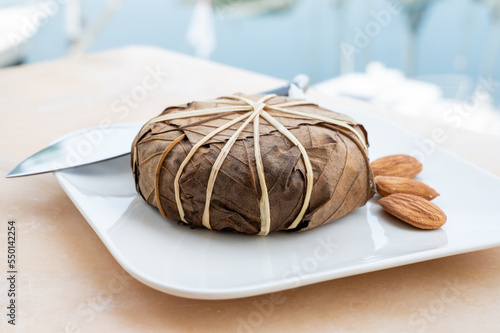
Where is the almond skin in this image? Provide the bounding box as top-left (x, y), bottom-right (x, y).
top-left (375, 176), bottom-right (439, 200)
top-left (371, 154), bottom-right (423, 179)
top-left (379, 194), bottom-right (447, 229)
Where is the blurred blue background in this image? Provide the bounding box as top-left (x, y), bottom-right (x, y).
top-left (1, 0), bottom-right (500, 103)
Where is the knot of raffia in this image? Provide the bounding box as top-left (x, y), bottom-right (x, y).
top-left (141, 94), bottom-right (367, 235)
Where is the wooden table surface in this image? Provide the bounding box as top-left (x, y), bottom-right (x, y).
top-left (1, 46), bottom-right (499, 333)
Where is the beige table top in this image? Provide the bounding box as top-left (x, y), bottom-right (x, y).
top-left (1, 46), bottom-right (500, 333)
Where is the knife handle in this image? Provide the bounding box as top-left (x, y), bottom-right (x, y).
top-left (260, 74), bottom-right (309, 96)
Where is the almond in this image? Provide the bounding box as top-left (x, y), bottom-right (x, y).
top-left (375, 176), bottom-right (439, 200)
top-left (371, 154), bottom-right (423, 179)
top-left (379, 194), bottom-right (447, 229)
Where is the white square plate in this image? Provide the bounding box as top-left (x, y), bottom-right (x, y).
top-left (55, 100), bottom-right (500, 300)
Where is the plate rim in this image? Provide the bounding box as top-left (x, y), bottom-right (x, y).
top-left (54, 102), bottom-right (500, 300)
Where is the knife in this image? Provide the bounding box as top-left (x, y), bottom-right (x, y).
top-left (6, 75), bottom-right (309, 178)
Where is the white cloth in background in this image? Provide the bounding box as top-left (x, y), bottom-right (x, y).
top-left (186, 0), bottom-right (216, 58)
top-left (0, 5), bottom-right (40, 66)
top-left (313, 62), bottom-right (500, 137)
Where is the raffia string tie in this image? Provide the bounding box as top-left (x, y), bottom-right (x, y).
top-left (146, 94), bottom-right (367, 235)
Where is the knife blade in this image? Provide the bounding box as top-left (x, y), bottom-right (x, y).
top-left (6, 75), bottom-right (309, 178)
top-left (6, 122), bottom-right (144, 178)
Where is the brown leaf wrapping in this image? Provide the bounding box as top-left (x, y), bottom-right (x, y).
top-left (131, 94), bottom-right (375, 234)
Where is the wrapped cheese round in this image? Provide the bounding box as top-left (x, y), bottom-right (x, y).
top-left (131, 94), bottom-right (375, 235)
